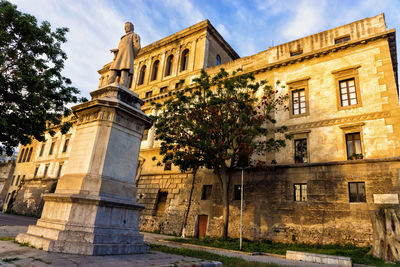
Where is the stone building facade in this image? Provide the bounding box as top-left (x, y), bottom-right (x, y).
top-left (5, 14), bottom-right (400, 246)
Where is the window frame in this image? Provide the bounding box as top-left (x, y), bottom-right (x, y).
top-left (348, 182), bottom-right (366, 203)
top-left (332, 65), bottom-right (362, 110)
top-left (216, 55), bottom-right (221, 66)
top-left (335, 35), bottom-right (350, 44)
top-left (49, 141), bottom-right (56, 155)
top-left (180, 49), bottom-right (189, 72)
top-left (165, 55), bottom-right (174, 76)
top-left (57, 163), bottom-right (63, 178)
top-left (340, 123), bottom-right (365, 160)
top-left (234, 185), bottom-right (241, 201)
top-left (287, 77), bottom-right (310, 118)
top-left (345, 132), bottom-right (363, 159)
top-left (294, 183), bottom-right (307, 202)
top-left (43, 164), bottom-right (49, 178)
top-left (39, 144), bottom-right (45, 157)
top-left (62, 138), bottom-right (69, 153)
top-left (137, 65), bottom-right (146, 86)
top-left (294, 138), bottom-right (308, 164)
top-left (201, 185), bottom-right (213, 200)
top-left (151, 60), bottom-right (160, 81)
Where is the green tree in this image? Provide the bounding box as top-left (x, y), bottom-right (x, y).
top-left (152, 68), bottom-right (290, 239)
top-left (0, 0), bottom-right (86, 155)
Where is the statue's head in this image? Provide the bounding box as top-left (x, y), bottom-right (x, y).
top-left (125, 22), bottom-right (134, 33)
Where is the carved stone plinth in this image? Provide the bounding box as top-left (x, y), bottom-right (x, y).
top-left (16, 84), bottom-right (152, 255)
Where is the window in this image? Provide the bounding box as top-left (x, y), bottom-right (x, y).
top-left (164, 161), bottom-right (172, 171)
top-left (332, 65), bottom-right (361, 110)
top-left (18, 148), bottom-right (25, 163)
top-left (63, 139), bottom-right (69, 153)
top-left (26, 147), bottom-right (33, 162)
top-left (43, 165), bottom-right (49, 178)
top-left (201, 185), bottom-right (212, 200)
top-left (22, 147), bottom-right (30, 162)
top-left (145, 91), bottom-right (153, 98)
top-left (346, 132), bottom-right (362, 159)
top-left (142, 129), bottom-right (149, 141)
top-left (49, 142), bottom-right (55, 155)
top-left (11, 175), bottom-right (15, 185)
top-left (151, 60), bottom-right (159, 81)
top-left (234, 185), bottom-right (242, 200)
top-left (288, 78), bottom-right (309, 118)
top-left (339, 78), bottom-right (357, 107)
top-left (180, 49), bottom-right (189, 71)
top-left (216, 55), bottom-right (221, 66)
top-left (294, 138), bottom-right (308, 163)
top-left (290, 50), bottom-right (303, 57)
top-left (34, 166), bottom-right (39, 178)
top-left (335, 35), bottom-right (350, 44)
top-left (39, 144), bottom-right (45, 157)
top-left (57, 164), bottom-right (63, 178)
top-left (160, 86), bottom-right (168, 94)
top-left (165, 55), bottom-right (173, 76)
top-left (138, 65), bottom-right (146, 85)
top-left (15, 175), bottom-right (21, 186)
top-left (175, 81), bottom-right (184, 89)
top-left (294, 183), bottom-right (307, 201)
top-left (348, 182), bottom-right (366, 202)
top-left (292, 89), bottom-right (306, 115)
top-left (155, 190), bottom-right (168, 215)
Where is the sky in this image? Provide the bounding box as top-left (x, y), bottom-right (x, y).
top-left (9, 0), bottom-right (400, 100)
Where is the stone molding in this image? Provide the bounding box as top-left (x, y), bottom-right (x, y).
top-left (286, 111), bottom-right (391, 131)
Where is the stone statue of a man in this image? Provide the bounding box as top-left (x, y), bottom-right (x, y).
top-left (108, 22), bottom-right (141, 87)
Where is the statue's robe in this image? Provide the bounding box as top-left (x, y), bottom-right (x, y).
top-left (110, 32), bottom-right (140, 74)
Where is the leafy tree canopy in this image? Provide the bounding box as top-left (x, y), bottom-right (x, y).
top-left (0, 0), bottom-right (87, 155)
top-left (151, 68), bottom-right (290, 238)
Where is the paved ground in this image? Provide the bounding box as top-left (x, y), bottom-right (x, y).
top-left (0, 213), bottom-right (341, 266)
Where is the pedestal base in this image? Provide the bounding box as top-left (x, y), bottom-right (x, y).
top-left (16, 193), bottom-right (148, 255)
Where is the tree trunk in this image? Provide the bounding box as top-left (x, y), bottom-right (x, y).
top-left (221, 169), bottom-right (232, 240)
top-left (181, 170), bottom-right (197, 238)
top-left (370, 207), bottom-right (400, 261)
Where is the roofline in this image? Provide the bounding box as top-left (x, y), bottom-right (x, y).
top-left (206, 22), bottom-right (240, 59)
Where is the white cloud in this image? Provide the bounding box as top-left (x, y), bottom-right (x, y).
top-left (216, 24), bottom-right (231, 40)
top-left (281, 0), bottom-right (328, 40)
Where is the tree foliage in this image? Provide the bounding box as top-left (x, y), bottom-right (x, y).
top-left (0, 0), bottom-right (86, 155)
top-left (151, 68), bottom-right (290, 238)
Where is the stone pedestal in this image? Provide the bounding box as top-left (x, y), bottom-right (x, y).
top-left (16, 84), bottom-right (152, 255)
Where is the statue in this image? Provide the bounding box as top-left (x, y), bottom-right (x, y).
top-left (108, 22), bottom-right (141, 87)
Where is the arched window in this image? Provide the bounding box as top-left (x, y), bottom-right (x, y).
top-left (151, 60), bottom-right (159, 81)
top-left (138, 65), bottom-right (146, 85)
top-left (18, 148), bottom-right (25, 163)
top-left (165, 55), bottom-right (173, 76)
top-left (26, 147), bottom-right (33, 162)
top-left (180, 49), bottom-right (189, 71)
top-left (216, 55), bottom-right (221, 66)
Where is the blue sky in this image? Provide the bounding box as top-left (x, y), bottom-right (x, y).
top-left (9, 0), bottom-right (400, 99)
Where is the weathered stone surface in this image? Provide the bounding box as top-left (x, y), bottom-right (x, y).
top-left (286, 250), bottom-right (352, 266)
top-left (16, 84), bottom-right (151, 255)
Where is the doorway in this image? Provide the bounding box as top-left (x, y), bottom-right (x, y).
top-left (197, 215), bottom-right (208, 238)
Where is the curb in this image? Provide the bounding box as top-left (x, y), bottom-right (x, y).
top-left (163, 261), bottom-right (222, 267)
top-left (158, 239), bottom-right (285, 259)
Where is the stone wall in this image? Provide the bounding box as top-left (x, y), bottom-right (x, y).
top-left (0, 160), bottom-right (15, 209)
top-left (9, 178), bottom-right (57, 216)
top-left (137, 158), bottom-right (400, 246)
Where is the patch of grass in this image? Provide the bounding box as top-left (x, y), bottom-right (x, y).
top-left (150, 244), bottom-right (281, 267)
top-left (0, 237), bottom-right (15, 241)
top-left (30, 257), bottom-right (51, 265)
top-left (2, 257), bottom-right (20, 263)
top-left (167, 237), bottom-right (400, 267)
top-left (13, 240), bottom-right (36, 248)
